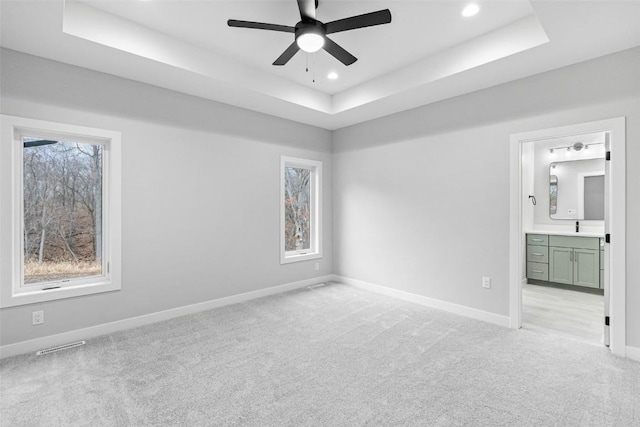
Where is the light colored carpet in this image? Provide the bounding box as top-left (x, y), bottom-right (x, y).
top-left (1, 282), bottom-right (639, 426)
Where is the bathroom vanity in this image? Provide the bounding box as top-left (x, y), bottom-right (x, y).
top-left (526, 233), bottom-right (604, 290)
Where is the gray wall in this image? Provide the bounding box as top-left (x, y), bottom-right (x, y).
top-left (2, 46), bottom-right (639, 351)
top-left (333, 47), bottom-right (640, 347)
top-left (0, 49), bottom-right (333, 346)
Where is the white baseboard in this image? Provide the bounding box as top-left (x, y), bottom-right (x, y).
top-left (4, 274), bottom-right (635, 363)
top-left (0, 275), bottom-right (333, 359)
top-left (334, 276), bottom-right (640, 363)
top-left (335, 275), bottom-right (510, 328)
top-left (626, 345), bottom-right (640, 363)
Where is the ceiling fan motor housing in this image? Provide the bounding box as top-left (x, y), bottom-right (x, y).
top-left (295, 20), bottom-right (326, 40)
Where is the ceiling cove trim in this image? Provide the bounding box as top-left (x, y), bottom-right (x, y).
top-left (62, 0), bottom-right (332, 114)
top-left (62, 1), bottom-right (548, 118)
top-left (333, 14), bottom-right (549, 114)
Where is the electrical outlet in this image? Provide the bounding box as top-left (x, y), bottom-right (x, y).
top-left (482, 277), bottom-right (491, 289)
top-left (32, 310), bottom-right (44, 325)
top-left (314, 262), bottom-right (320, 271)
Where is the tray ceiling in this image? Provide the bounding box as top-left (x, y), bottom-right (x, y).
top-left (1, 1), bottom-right (639, 129)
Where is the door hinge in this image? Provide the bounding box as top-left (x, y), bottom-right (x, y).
top-left (605, 316), bottom-right (610, 326)
top-left (605, 234), bottom-right (611, 244)
top-left (606, 151), bottom-right (611, 161)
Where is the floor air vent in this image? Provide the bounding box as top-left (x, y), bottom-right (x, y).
top-left (36, 340), bottom-right (86, 356)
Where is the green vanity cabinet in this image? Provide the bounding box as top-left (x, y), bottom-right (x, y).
top-left (527, 234), bottom-right (548, 246)
top-left (527, 234), bottom-right (601, 289)
top-left (572, 248), bottom-right (600, 288)
top-left (526, 234), bottom-right (549, 281)
top-left (548, 246), bottom-right (573, 284)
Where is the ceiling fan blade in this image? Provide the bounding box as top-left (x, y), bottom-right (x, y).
top-left (273, 42), bottom-right (300, 66)
top-left (297, 0), bottom-right (317, 20)
top-left (228, 19), bottom-right (295, 33)
top-left (323, 37), bottom-right (357, 66)
top-left (325, 9), bottom-right (392, 35)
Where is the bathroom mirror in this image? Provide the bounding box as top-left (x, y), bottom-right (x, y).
top-left (549, 158), bottom-right (604, 220)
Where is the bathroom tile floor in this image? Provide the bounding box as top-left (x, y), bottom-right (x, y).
top-left (522, 283), bottom-right (604, 345)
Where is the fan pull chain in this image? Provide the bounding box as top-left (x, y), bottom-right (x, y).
top-left (303, 54), bottom-right (317, 83)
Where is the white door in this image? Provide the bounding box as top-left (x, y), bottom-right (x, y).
top-left (603, 132), bottom-right (610, 347)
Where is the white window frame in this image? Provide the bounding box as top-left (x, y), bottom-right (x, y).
top-left (280, 156), bottom-right (322, 264)
top-left (0, 115), bottom-right (122, 307)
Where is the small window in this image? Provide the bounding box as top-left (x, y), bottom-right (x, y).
top-left (1, 115), bottom-right (121, 307)
top-left (281, 156), bottom-right (322, 264)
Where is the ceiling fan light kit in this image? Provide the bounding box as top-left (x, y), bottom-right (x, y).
top-left (228, 0), bottom-right (392, 66)
top-left (296, 24), bottom-right (325, 53)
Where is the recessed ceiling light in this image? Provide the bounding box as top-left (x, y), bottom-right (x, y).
top-left (327, 72), bottom-right (339, 80)
top-left (462, 3), bottom-right (480, 17)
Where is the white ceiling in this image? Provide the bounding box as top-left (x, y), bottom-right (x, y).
top-left (1, 1), bottom-right (639, 130)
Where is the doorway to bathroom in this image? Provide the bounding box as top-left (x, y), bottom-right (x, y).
top-left (522, 132), bottom-right (605, 345)
top-left (509, 117), bottom-right (626, 356)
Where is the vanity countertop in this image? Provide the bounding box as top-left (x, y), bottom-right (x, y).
top-left (525, 230), bottom-right (604, 238)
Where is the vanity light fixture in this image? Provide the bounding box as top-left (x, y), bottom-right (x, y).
top-left (549, 141), bottom-right (604, 153)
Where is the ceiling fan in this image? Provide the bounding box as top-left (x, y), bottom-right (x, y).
top-left (228, 0), bottom-right (392, 66)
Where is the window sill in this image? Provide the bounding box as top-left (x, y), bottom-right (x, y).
top-left (280, 252), bottom-right (322, 265)
top-left (1, 280), bottom-right (120, 308)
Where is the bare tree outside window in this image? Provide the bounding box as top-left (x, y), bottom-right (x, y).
top-left (284, 167), bottom-right (311, 252)
top-left (22, 138), bottom-right (103, 284)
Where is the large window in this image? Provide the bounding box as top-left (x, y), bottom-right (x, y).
top-left (0, 116), bottom-right (121, 307)
top-left (280, 156), bottom-right (322, 264)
